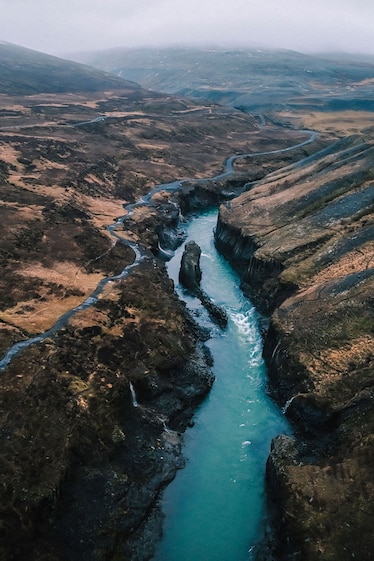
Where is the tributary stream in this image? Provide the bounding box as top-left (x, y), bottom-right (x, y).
top-left (153, 209), bottom-right (290, 561)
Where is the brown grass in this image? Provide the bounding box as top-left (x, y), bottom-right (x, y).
top-left (276, 110), bottom-right (374, 136)
top-left (0, 262), bottom-right (105, 332)
top-left (312, 242), bottom-right (374, 284)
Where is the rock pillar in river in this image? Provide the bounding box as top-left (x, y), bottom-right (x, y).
top-left (179, 241), bottom-right (228, 329)
top-left (179, 241), bottom-right (202, 291)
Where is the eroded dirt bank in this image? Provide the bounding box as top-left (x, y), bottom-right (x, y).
top-left (215, 134), bottom-right (374, 560)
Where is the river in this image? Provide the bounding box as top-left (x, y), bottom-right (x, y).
top-left (153, 209), bottom-right (290, 561)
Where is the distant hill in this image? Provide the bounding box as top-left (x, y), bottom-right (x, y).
top-left (73, 46), bottom-right (374, 113)
top-left (0, 41), bottom-right (138, 95)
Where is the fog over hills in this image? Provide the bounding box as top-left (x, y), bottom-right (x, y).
top-left (0, 41), bottom-right (137, 95)
top-left (1, 0), bottom-right (374, 56)
top-left (73, 47), bottom-right (374, 114)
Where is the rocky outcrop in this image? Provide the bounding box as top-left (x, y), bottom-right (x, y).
top-left (179, 240), bottom-right (203, 290)
top-left (215, 215), bottom-right (296, 315)
top-left (215, 135), bottom-right (374, 560)
top-left (179, 240), bottom-right (228, 328)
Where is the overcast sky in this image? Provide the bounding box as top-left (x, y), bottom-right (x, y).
top-left (0, 0), bottom-right (373, 56)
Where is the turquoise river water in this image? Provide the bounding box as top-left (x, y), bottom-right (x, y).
top-left (153, 208), bottom-right (290, 561)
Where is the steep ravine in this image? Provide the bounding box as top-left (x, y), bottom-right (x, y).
top-left (215, 135), bottom-right (374, 560)
top-left (0, 124), bottom-right (324, 560)
top-left (153, 209), bottom-right (291, 561)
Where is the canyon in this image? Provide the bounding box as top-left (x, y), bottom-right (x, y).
top-left (215, 134), bottom-right (374, 560)
top-left (0, 42), bottom-right (373, 560)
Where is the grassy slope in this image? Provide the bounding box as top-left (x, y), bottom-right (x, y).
top-left (0, 41), bottom-right (137, 94)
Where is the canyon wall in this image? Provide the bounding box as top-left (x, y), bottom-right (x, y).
top-left (215, 135), bottom-right (374, 560)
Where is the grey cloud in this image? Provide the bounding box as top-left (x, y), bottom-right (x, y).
top-left (0, 0), bottom-right (373, 55)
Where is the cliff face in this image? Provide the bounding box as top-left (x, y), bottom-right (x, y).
top-left (215, 134), bottom-right (374, 560)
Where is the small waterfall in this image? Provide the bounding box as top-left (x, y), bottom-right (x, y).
top-left (129, 382), bottom-right (138, 407)
top-left (282, 394), bottom-right (297, 414)
top-left (158, 416), bottom-right (173, 434)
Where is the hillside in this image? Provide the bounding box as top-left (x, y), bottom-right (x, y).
top-left (73, 46), bottom-right (374, 116)
top-left (215, 134), bottom-right (374, 559)
top-left (0, 41), bottom-right (136, 94)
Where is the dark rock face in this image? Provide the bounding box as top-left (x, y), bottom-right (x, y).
top-left (215, 214), bottom-right (296, 315)
top-left (51, 342), bottom-right (214, 561)
top-left (179, 240), bottom-right (228, 328)
top-left (215, 135), bottom-right (374, 561)
top-left (179, 240), bottom-right (202, 291)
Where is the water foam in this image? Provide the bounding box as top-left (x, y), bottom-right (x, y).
top-left (229, 309), bottom-right (263, 366)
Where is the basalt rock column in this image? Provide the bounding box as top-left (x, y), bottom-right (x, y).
top-left (179, 241), bottom-right (227, 328)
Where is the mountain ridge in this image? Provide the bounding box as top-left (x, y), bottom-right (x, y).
top-left (72, 46), bottom-right (374, 114)
top-left (0, 41), bottom-right (139, 94)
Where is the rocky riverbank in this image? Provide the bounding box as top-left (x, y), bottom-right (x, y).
top-left (215, 134), bottom-right (374, 560)
top-left (179, 240), bottom-right (228, 327)
top-left (0, 251), bottom-right (216, 561)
